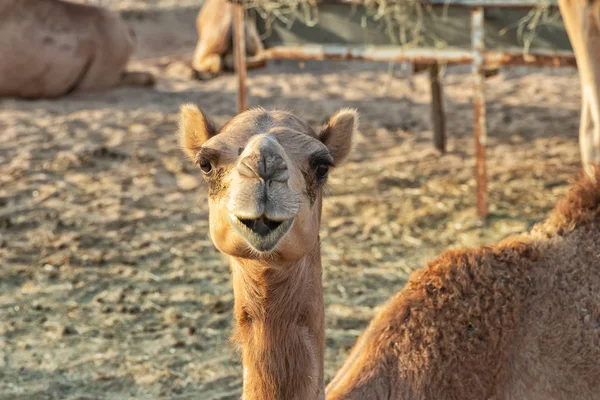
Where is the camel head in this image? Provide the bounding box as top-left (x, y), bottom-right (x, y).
top-left (179, 105), bottom-right (358, 261)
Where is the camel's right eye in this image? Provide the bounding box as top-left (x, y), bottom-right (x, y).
top-left (199, 158), bottom-right (213, 174)
top-left (196, 147), bottom-right (220, 175)
top-left (315, 164), bottom-right (330, 181)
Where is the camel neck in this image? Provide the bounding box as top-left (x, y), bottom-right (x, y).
top-left (230, 240), bottom-right (325, 400)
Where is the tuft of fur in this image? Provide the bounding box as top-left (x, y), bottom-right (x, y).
top-left (534, 165), bottom-right (600, 237)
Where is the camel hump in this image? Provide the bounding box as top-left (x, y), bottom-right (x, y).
top-left (539, 164), bottom-right (600, 236)
top-left (0, 0), bottom-right (136, 98)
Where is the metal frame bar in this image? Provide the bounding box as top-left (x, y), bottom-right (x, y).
top-left (258, 46), bottom-right (575, 67)
top-left (430, 64), bottom-right (447, 154)
top-left (418, 0), bottom-right (557, 5)
top-left (471, 7), bottom-right (488, 219)
top-left (234, 3), bottom-right (248, 112)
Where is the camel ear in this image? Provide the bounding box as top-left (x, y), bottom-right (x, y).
top-left (318, 108), bottom-right (358, 165)
top-left (179, 104), bottom-right (217, 161)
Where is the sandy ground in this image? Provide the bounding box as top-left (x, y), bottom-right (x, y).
top-left (0, 1), bottom-right (586, 399)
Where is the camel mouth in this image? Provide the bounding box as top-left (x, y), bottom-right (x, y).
top-left (238, 216), bottom-right (283, 237)
top-left (229, 214), bottom-right (294, 252)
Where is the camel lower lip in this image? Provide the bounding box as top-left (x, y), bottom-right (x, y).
top-left (228, 214), bottom-right (294, 252)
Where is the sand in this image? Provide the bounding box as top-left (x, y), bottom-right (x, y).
top-left (0, 1), bottom-right (584, 399)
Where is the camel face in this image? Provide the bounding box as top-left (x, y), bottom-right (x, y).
top-left (180, 105), bottom-right (357, 260)
top-left (225, 133), bottom-right (307, 253)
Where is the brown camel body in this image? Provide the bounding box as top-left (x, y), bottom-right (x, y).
top-left (326, 171), bottom-right (600, 399)
top-left (179, 105), bottom-right (357, 399)
top-left (192, 0), bottom-right (264, 80)
top-left (0, 0), bottom-right (153, 98)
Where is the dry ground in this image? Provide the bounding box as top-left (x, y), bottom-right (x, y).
top-left (0, 1), bottom-right (584, 399)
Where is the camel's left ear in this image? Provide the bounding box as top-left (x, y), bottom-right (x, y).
top-left (318, 108), bottom-right (358, 165)
top-left (179, 103), bottom-right (217, 162)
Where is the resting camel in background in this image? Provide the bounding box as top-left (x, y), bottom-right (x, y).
top-left (0, 0), bottom-right (154, 98)
top-left (192, 0), bottom-right (264, 80)
top-left (180, 104), bottom-right (600, 399)
top-left (560, 0), bottom-right (600, 171)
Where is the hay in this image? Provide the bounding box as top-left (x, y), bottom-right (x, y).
top-left (245, 0), bottom-right (443, 47)
top-left (244, 0), bottom-right (563, 50)
top-left (507, 2), bottom-right (563, 53)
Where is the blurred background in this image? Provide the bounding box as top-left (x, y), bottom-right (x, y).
top-left (0, 0), bottom-right (583, 399)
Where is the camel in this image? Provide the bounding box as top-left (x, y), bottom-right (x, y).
top-left (559, 0), bottom-right (600, 173)
top-left (192, 0), bottom-right (264, 80)
top-left (0, 0), bottom-right (154, 98)
top-left (181, 105), bottom-right (600, 399)
top-left (180, 104), bottom-right (357, 399)
top-left (326, 166), bottom-right (600, 399)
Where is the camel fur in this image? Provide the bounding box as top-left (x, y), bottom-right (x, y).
top-left (326, 167), bottom-right (600, 399)
top-left (0, 0), bottom-right (154, 98)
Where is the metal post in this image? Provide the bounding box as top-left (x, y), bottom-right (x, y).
top-left (471, 7), bottom-right (488, 219)
top-left (234, 3), bottom-right (248, 113)
top-left (429, 64), bottom-right (446, 153)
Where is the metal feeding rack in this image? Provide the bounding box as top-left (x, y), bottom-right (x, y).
top-left (229, 0), bottom-right (574, 218)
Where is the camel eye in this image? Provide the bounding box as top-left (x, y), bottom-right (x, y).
top-left (315, 164), bottom-right (329, 180)
top-left (199, 157), bottom-right (213, 174)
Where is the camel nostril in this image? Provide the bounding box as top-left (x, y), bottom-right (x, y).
top-left (238, 153), bottom-right (288, 182)
top-left (258, 151), bottom-right (287, 181)
top-left (238, 159), bottom-right (260, 179)
top-left (270, 168), bottom-right (289, 182)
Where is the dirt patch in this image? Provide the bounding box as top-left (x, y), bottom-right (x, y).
top-left (0, 2), bottom-right (583, 399)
